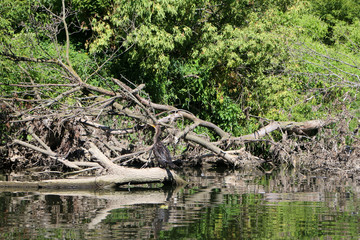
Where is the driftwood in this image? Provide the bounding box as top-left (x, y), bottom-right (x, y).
top-left (2, 61), bottom-right (335, 187)
top-left (0, 0), bottom-right (348, 189)
top-left (1, 142), bottom-right (186, 189)
top-left (0, 172), bottom-right (184, 189)
top-left (2, 56), bottom-right (336, 187)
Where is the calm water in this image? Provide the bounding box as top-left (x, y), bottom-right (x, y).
top-left (1, 168), bottom-right (360, 239)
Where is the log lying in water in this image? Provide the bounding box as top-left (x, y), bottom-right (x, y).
top-left (0, 170), bottom-right (184, 189)
top-left (0, 142), bottom-right (186, 189)
top-left (0, 168), bottom-right (185, 189)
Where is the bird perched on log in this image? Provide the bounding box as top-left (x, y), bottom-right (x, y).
top-left (151, 124), bottom-right (177, 169)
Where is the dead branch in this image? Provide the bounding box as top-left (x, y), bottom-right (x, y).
top-left (28, 126), bottom-right (51, 152)
top-left (112, 78), bottom-right (158, 124)
top-left (185, 134), bottom-right (239, 164)
top-left (218, 119), bottom-right (335, 144)
top-left (88, 142), bottom-right (185, 185)
top-left (112, 149), bottom-right (150, 162)
top-left (0, 83), bottom-right (78, 87)
top-left (76, 117), bottom-right (138, 135)
top-left (88, 142), bottom-right (121, 174)
top-left (2, 0), bottom-right (352, 190)
top-left (158, 111), bottom-right (230, 139)
top-left (12, 139), bottom-right (81, 170)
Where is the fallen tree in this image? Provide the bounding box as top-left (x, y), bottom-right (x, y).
top-left (0, 68), bottom-right (345, 188)
top-left (0, 0), bottom-right (359, 189)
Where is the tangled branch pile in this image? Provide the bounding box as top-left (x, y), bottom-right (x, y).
top-left (1, 66), bottom-right (358, 186)
top-left (1, 0), bottom-right (360, 188)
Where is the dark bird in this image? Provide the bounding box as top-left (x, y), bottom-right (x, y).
top-left (152, 124), bottom-right (177, 169)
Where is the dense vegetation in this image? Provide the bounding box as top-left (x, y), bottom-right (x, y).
top-left (1, 0), bottom-right (359, 133)
top-left (0, 0), bottom-right (359, 174)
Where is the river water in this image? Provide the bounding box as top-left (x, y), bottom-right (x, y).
top-left (1, 168), bottom-right (360, 239)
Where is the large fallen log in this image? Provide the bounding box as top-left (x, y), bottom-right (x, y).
top-left (0, 142), bottom-right (186, 189)
top-left (215, 119), bottom-right (336, 145)
top-left (0, 170), bottom-right (185, 189)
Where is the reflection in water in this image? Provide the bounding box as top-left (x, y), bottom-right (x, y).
top-left (1, 169), bottom-right (360, 239)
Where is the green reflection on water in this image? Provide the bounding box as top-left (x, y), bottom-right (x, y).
top-left (156, 193), bottom-right (360, 239)
top-left (97, 191), bottom-right (360, 239)
top-left (1, 170), bottom-right (360, 239)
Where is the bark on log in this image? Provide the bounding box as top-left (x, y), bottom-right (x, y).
top-left (0, 169), bottom-right (186, 189)
top-left (87, 142), bottom-right (186, 186)
top-left (215, 119), bottom-right (335, 145)
top-left (1, 141), bottom-right (186, 189)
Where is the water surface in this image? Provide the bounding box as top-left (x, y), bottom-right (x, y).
top-left (1, 168), bottom-right (360, 239)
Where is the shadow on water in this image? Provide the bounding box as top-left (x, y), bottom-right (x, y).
top-left (1, 167), bottom-right (360, 239)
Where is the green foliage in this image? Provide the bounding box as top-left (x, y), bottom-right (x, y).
top-left (332, 19), bottom-right (360, 52)
top-left (84, 0), bottom-right (303, 133)
top-left (295, 14), bottom-right (328, 40)
top-left (310, 0), bottom-right (360, 24)
top-left (72, 0), bottom-right (111, 15)
top-left (1, 0), bottom-right (359, 137)
top-left (0, 0), bottom-right (30, 44)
